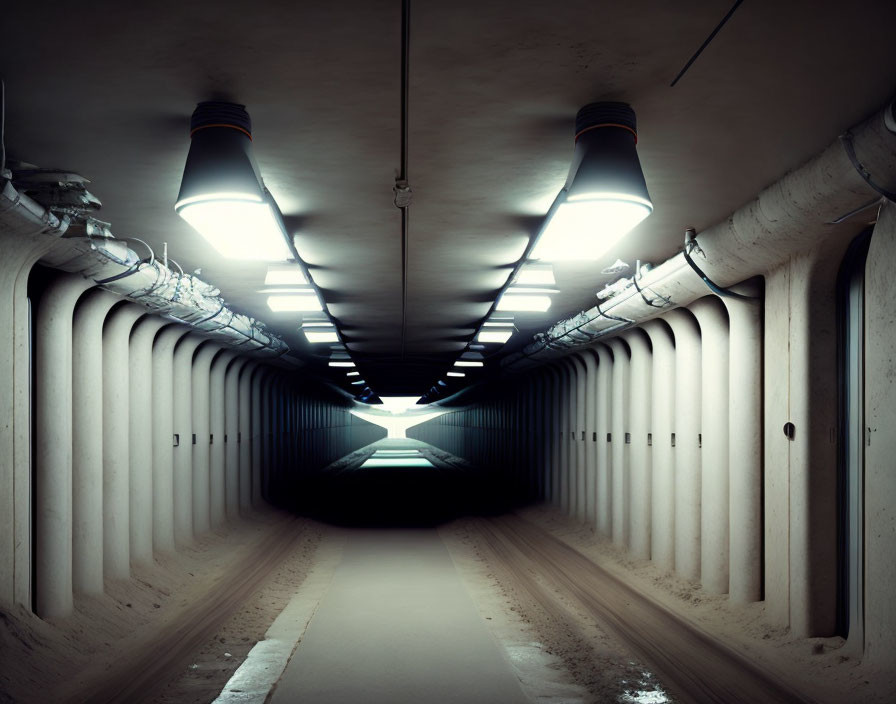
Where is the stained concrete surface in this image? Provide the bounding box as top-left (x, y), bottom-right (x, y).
top-left (264, 440), bottom-right (529, 703)
top-left (269, 527), bottom-right (529, 704)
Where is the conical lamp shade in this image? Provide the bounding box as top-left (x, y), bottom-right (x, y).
top-left (175, 102), bottom-right (292, 261)
top-left (533, 102), bottom-right (652, 261)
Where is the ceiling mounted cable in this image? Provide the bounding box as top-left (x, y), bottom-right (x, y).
top-left (393, 0), bottom-right (412, 359)
top-left (669, 0), bottom-right (744, 87)
top-left (631, 260), bottom-right (672, 308)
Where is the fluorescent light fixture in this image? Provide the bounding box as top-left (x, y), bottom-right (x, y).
top-left (446, 372), bottom-right (465, 377)
top-left (477, 329), bottom-right (513, 344)
top-left (461, 351), bottom-right (483, 360)
top-left (483, 321), bottom-right (515, 327)
top-left (351, 380), bottom-right (365, 385)
top-left (328, 361), bottom-right (355, 368)
top-left (177, 196), bottom-right (292, 260)
top-left (496, 294), bottom-right (552, 312)
top-left (267, 294), bottom-right (322, 312)
top-left (454, 360), bottom-right (484, 367)
top-left (347, 371), bottom-right (360, 376)
top-left (507, 287), bottom-right (560, 294)
top-left (531, 197), bottom-right (651, 261)
top-left (515, 263), bottom-right (555, 285)
top-left (265, 265), bottom-right (307, 286)
top-left (304, 331), bottom-right (339, 343)
top-left (532, 102), bottom-right (652, 262)
top-left (301, 321), bottom-right (332, 328)
top-left (175, 102), bottom-right (293, 261)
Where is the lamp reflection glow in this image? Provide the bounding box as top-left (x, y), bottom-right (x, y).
top-left (350, 407), bottom-right (446, 439)
top-left (515, 263), bottom-right (555, 285)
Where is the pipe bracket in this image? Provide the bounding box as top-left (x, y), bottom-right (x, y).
top-left (840, 130), bottom-right (896, 203)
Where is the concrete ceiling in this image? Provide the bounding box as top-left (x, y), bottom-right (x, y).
top-left (3, 0), bottom-right (895, 396)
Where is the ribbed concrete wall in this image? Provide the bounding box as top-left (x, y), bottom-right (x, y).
top-left (411, 210), bottom-right (896, 660)
top-left (0, 267), bottom-right (381, 618)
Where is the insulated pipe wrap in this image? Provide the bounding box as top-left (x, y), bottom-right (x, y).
top-left (505, 101), bottom-right (896, 370)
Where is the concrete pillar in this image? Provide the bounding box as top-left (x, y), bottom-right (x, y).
top-left (578, 351), bottom-right (598, 525)
top-left (557, 364), bottom-right (570, 510)
top-left (623, 328), bottom-right (652, 561)
top-left (691, 296), bottom-right (730, 594)
top-left (570, 355), bottom-right (587, 522)
top-left (665, 308), bottom-right (703, 583)
top-left (224, 356), bottom-right (248, 520)
top-left (540, 371), bottom-right (552, 501)
top-left (261, 373), bottom-right (275, 503)
top-left (527, 379), bottom-right (538, 499)
top-left (209, 350), bottom-right (236, 528)
top-left (172, 334), bottom-right (205, 546)
top-left (641, 320), bottom-right (676, 572)
top-left (102, 304), bottom-right (145, 580)
top-left (0, 232), bottom-right (54, 610)
top-left (766, 241), bottom-right (844, 636)
top-left (594, 344), bottom-right (612, 538)
top-left (34, 274), bottom-right (94, 617)
top-left (722, 289), bottom-right (763, 603)
top-left (251, 367), bottom-right (268, 508)
top-left (151, 326), bottom-right (190, 553)
top-left (129, 316), bottom-right (168, 567)
top-left (864, 203), bottom-right (896, 667)
top-left (605, 338), bottom-right (630, 548)
top-left (192, 343), bottom-right (221, 535)
top-left (792, 253), bottom-right (842, 637)
top-left (71, 290), bottom-right (118, 596)
top-left (546, 366), bottom-right (561, 504)
top-left (238, 361), bottom-right (257, 516)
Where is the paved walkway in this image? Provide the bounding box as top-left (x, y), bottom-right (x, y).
top-left (269, 527), bottom-right (529, 703)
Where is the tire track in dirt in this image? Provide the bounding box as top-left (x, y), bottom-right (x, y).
top-left (476, 515), bottom-right (814, 704)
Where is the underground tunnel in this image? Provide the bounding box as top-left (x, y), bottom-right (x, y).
top-left (2, 1), bottom-right (896, 702)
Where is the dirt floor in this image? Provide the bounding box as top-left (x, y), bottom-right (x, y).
top-left (441, 521), bottom-right (662, 704)
top-left (3, 498), bottom-right (893, 704)
top-left (504, 505), bottom-right (896, 704)
top-left (0, 509), bottom-right (321, 704)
